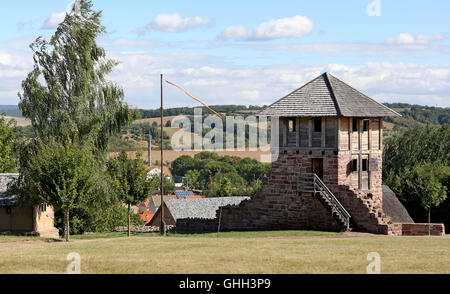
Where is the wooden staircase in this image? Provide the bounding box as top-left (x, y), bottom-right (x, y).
top-left (298, 173), bottom-right (352, 231)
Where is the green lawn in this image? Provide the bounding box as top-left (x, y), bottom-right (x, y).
top-left (0, 231), bottom-right (448, 274)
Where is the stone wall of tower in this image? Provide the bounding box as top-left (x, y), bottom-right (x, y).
top-left (217, 116), bottom-right (392, 234)
top-left (219, 150), bottom-right (341, 232)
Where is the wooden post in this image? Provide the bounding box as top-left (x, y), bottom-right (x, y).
top-left (308, 119), bottom-right (312, 148)
top-left (348, 117), bottom-right (351, 151)
top-left (358, 119), bottom-right (362, 190)
top-left (148, 130), bottom-right (152, 167)
top-left (337, 118), bottom-right (341, 150)
top-left (128, 203), bottom-right (131, 238)
top-left (321, 117), bottom-right (326, 148)
top-left (160, 74), bottom-right (165, 236)
top-left (65, 208), bottom-right (70, 242)
top-left (217, 207), bottom-right (223, 238)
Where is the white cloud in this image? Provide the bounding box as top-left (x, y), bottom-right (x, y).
top-left (0, 53), bottom-right (12, 66)
top-left (241, 90), bottom-right (261, 100)
top-left (106, 48), bottom-right (450, 108)
top-left (0, 49), bottom-right (33, 104)
top-left (139, 13), bottom-right (212, 34)
top-left (386, 33), bottom-right (445, 45)
top-left (41, 12), bottom-right (67, 30)
top-left (219, 15), bottom-right (314, 41)
top-left (1, 36), bottom-right (449, 108)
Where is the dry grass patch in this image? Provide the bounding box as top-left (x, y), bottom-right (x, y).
top-left (0, 232), bottom-right (448, 274)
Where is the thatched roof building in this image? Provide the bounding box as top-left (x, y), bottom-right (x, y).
top-left (382, 185), bottom-right (414, 223)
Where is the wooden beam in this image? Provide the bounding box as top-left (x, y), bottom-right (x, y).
top-left (358, 119), bottom-right (362, 190)
top-left (348, 117), bottom-right (352, 152)
top-left (308, 118), bottom-right (312, 148)
top-left (321, 117), bottom-right (326, 148)
top-left (379, 118), bottom-right (383, 150)
top-left (337, 117), bottom-right (341, 151)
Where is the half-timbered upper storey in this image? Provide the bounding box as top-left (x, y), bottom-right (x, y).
top-left (258, 72), bottom-right (401, 150)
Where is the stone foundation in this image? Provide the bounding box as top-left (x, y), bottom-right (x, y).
top-left (388, 223), bottom-right (445, 236)
top-left (219, 150), bottom-right (390, 234)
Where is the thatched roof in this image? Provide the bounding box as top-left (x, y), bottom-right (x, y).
top-left (259, 73), bottom-right (401, 118)
top-left (382, 185), bottom-right (414, 223)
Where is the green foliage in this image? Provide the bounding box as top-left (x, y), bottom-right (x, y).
top-left (14, 1), bottom-right (137, 238)
top-left (383, 103), bottom-right (450, 126)
top-left (153, 173), bottom-right (176, 195)
top-left (0, 113), bottom-right (17, 172)
top-left (140, 105), bottom-right (264, 119)
top-left (107, 151), bottom-right (157, 236)
top-left (15, 141), bottom-right (97, 211)
top-left (18, 0), bottom-right (134, 153)
top-left (171, 155), bottom-right (196, 176)
top-left (12, 141), bottom-right (103, 239)
top-left (108, 122), bottom-right (170, 152)
top-left (206, 172), bottom-right (247, 197)
top-left (383, 125), bottom-right (450, 178)
top-left (384, 125), bottom-right (450, 230)
top-left (406, 163), bottom-right (448, 211)
top-left (173, 151), bottom-right (271, 197)
top-left (194, 151), bottom-right (220, 161)
top-left (54, 204), bottom-right (144, 236)
top-left (107, 151), bottom-right (157, 206)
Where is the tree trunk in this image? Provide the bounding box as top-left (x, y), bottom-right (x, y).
top-left (65, 208), bottom-right (70, 242)
top-left (128, 203), bottom-right (131, 238)
top-left (428, 208), bottom-right (431, 236)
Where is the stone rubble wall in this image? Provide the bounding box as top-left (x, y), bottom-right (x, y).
top-left (387, 223), bottom-right (445, 236)
top-left (219, 150), bottom-right (390, 234)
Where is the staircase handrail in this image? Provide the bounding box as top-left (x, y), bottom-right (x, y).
top-left (313, 174), bottom-right (351, 221)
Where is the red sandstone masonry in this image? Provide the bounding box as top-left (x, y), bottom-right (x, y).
top-left (176, 149), bottom-right (444, 235)
top-left (219, 151), bottom-right (342, 232)
top-left (388, 223), bottom-right (445, 236)
top-left (218, 150), bottom-right (393, 234)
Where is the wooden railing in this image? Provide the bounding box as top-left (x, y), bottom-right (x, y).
top-left (298, 173), bottom-right (351, 230)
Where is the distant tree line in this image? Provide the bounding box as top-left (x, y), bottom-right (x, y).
top-left (0, 106), bottom-right (22, 118)
top-left (140, 105), bottom-right (264, 118)
top-left (171, 151), bottom-right (271, 197)
top-left (383, 103), bottom-right (449, 126)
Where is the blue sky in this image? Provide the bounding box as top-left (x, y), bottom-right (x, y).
top-left (0, 0), bottom-right (449, 108)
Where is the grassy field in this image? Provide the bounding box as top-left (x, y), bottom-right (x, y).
top-left (0, 231), bottom-right (448, 274)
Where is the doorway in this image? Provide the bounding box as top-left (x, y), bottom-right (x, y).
top-left (312, 158), bottom-right (324, 180)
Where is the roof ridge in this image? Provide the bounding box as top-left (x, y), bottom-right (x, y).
top-left (257, 73), bottom-right (325, 116)
top-left (323, 72), bottom-right (343, 116)
top-left (326, 73), bottom-right (402, 117)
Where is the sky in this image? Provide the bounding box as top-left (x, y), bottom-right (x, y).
top-left (0, 0), bottom-right (449, 109)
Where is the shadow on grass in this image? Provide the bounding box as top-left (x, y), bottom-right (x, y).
top-left (168, 230), bottom-right (343, 238)
top-left (69, 230), bottom-right (344, 240)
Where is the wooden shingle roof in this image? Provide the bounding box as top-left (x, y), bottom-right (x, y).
top-left (165, 197), bottom-right (250, 221)
top-left (259, 72), bottom-right (401, 117)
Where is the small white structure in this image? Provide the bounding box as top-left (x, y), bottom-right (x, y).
top-left (146, 166), bottom-right (172, 180)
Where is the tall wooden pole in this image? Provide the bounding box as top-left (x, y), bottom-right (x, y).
top-left (148, 130), bottom-right (152, 167)
top-left (160, 74), bottom-right (165, 235)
